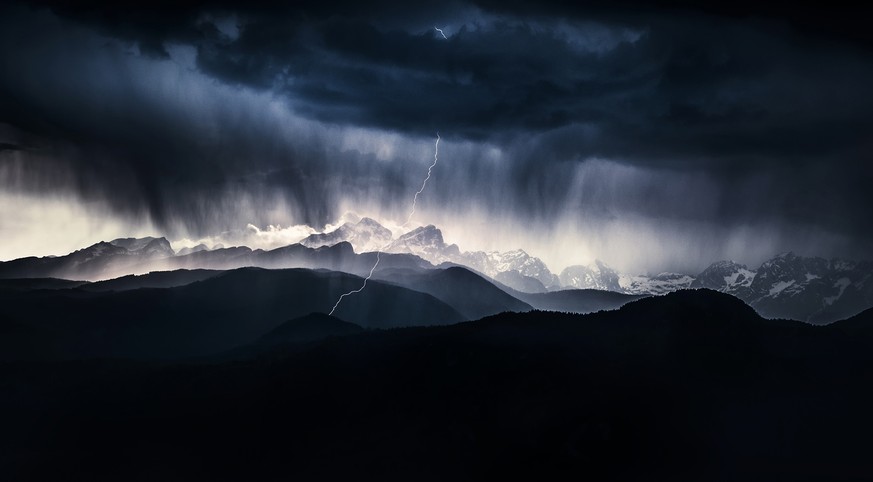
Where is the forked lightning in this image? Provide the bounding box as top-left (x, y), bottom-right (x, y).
top-left (328, 134), bottom-right (441, 316)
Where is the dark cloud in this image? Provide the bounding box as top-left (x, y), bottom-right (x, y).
top-left (472, 0), bottom-right (873, 52)
top-left (23, 0), bottom-right (872, 165)
top-left (3, 3), bottom-right (860, 132)
top-left (1, 0), bottom-right (872, 269)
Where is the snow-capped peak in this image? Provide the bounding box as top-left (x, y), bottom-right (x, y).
top-left (300, 217), bottom-right (393, 253)
top-left (559, 260), bottom-right (622, 292)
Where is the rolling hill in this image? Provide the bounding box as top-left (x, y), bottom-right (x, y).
top-left (0, 267), bottom-right (464, 360)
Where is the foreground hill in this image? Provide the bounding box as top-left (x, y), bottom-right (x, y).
top-left (0, 268), bottom-right (464, 360)
top-left (828, 306), bottom-right (873, 341)
top-left (258, 312), bottom-right (364, 346)
top-left (2, 290), bottom-right (872, 481)
top-left (374, 266), bottom-right (533, 319)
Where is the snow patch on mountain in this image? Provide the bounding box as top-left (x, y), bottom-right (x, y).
top-left (386, 225), bottom-right (460, 263)
top-left (824, 278), bottom-right (852, 305)
top-left (768, 280), bottom-right (795, 296)
top-left (559, 260), bottom-right (622, 292)
top-left (620, 273), bottom-right (695, 295)
top-left (301, 217), bottom-right (394, 253)
top-left (382, 225), bottom-right (559, 291)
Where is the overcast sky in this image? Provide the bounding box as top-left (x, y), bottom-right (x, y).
top-left (1, 0), bottom-right (871, 273)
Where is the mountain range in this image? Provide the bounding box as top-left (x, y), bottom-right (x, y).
top-left (1, 217), bottom-right (871, 322)
top-left (1, 262), bottom-right (662, 361)
top-left (5, 289), bottom-right (873, 480)
top-left (295, 218), bottom-right (873, 323)
top-left (0, 267), bottom-right (468, 360)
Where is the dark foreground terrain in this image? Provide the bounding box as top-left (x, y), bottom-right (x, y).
top-left (2, 289), bottom-right (873, 481)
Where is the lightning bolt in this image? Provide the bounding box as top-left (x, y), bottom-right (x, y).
top-left (329, 133), bottom-right (441, 316)
top-left (434, 26), bottom-right (448, 39)
top-left (404, 132), bottom-right (439, 226)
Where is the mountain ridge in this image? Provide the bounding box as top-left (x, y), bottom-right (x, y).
top-left (1, 219), bottom-right (872, 322)
top-left (0, 267), bottom-right (466, 360)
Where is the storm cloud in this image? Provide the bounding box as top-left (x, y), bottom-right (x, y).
top-left (1, 0), bottom-right (871, 272)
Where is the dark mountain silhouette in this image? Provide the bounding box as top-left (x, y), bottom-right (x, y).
top-left (165, 245), bottom-right (258, 270)
top-left (511, 288), bottom-right (648, 314)
top-left (0, 238), bottom-right (435, 282)
top-left (175, 243), bottom-right (209, 256)
top-left (3, 289), bottom-right (873, 481)
top-left (0, 277), bottom-right (88, 291)
top-left (80, 269), bottom-right (221, 292)
top-left (375, 266), bottom-right (532, 319)
top-left (494, 269), bottom-right (548, 293)
top-left (492, 279), bottom-right (647, 314)
top-left (0, 268), bottom-right (464, 360)
top-left (149, 241), bottom-right (436, 278)
top-left (0, 237), bottom-right (175, 280)
top-left (829, 306), bottom-right (873, 340)
top-left (258, 312), bottom-right (364, 346)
